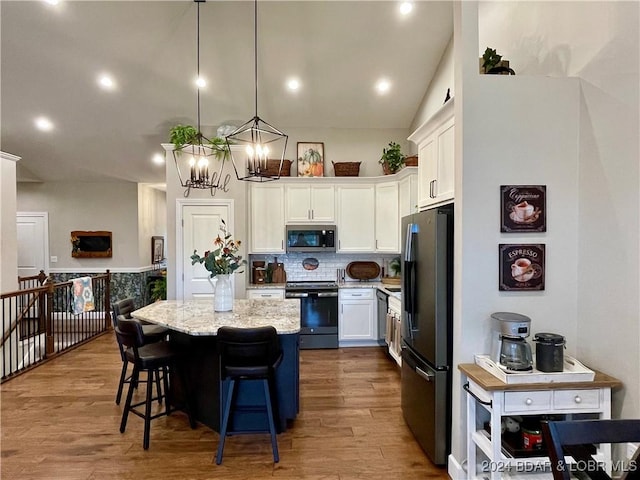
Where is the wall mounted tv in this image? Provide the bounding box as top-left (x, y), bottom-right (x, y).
top-left (71, 231), bottom-right (112, 258)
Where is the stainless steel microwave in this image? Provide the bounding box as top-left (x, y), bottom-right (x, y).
top-left (286, 225), bottom-right (336, 253)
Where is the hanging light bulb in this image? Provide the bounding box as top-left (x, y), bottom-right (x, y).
top-left (225, 0), bottom-right (288, 182)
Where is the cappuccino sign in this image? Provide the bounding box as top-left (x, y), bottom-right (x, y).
top-left (499, 244), bottom-right (546, 291)
top-left (500, 185), bottom-right (546, 232)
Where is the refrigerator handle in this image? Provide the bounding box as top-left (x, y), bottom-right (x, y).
top-left (416, 366), bottom-right (434, 382)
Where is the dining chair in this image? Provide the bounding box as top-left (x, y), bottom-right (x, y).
top-left (542, 418), bottom-right (640, 480)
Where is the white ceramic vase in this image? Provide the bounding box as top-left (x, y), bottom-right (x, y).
top-left (213, 274), bottom-right (233, 312)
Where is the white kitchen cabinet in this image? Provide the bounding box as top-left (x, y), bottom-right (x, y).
top-left (285, 184), bottom-right (335, 223)
top-left (385, 295), bottom-right (402, 366)
top-left (246, 288), bottom-right (285, 300)
top-left (460, 363), bottom-right (621, 480)
top-left (336, 185), bottom-right (375, 252)
top-left (399, 172), bottom-right (418, 219)
top-left (339, 288), bottom-right (377, 344)
top-left (249, 184), bottom-right (285, 253)
top-left (408, 99), bottom-right (454, 210)
top-left (375, 182), bottom-right (399, 253)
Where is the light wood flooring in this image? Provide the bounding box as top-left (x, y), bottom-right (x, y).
top-left (1, 332), bottom-right (450, 479)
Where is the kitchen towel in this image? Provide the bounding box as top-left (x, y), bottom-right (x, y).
top-left (72, 277), bottom-right (95, 315)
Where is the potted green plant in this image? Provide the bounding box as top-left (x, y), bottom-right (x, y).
top-left (480, 47), bottom-right (515, 75)
top-left (169, 125), bottom-right (230, 161)
top-left (150, 276), bottom-right (166, 302)
top-left (379, 142), bottom-right (405, 175)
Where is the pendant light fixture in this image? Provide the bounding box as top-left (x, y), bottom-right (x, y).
top-left (173, 0), bottom-right (227, 196)
top-left (225, 0), bottom-right (288, 182)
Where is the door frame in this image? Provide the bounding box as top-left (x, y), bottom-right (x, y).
top-left (16, 211), bottom-right (50, 276)
top-left (175, 199), bottom-right (234, 300)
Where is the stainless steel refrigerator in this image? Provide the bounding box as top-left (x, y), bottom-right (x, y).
top-left (400, 204), bottom-right (453, 466)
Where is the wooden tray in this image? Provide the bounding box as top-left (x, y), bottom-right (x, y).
top-left (346, 261), bottom-right (380, 280)
top-left (381, 276), bottom-right (401, 285)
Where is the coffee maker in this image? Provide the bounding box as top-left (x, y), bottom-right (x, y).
top-left (490, 312), bottom-right (533, 372)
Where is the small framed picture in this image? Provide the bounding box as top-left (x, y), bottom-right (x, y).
top-left (152, 236), bottom-right (164, 264)
top-left (500, 185), bottom-right (547, 232)
top-left (297, 142), bottom-right (324, 177)
top-left (499, 244), bottom-right (545, 291)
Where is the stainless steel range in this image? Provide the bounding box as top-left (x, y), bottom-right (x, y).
top-left (285, 281), bottom-right (338, 349)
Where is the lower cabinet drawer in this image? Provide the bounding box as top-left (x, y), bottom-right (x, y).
top-left (504, 391), bottom-right (552, 412)
top-left (553, 389), bottom-right (600, 410)
top-left (247, 289), bottom-right (285, 300)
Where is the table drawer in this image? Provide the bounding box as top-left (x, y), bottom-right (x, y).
top-left (504, 391), bottom-right (552, 412)
top-left (553, 389), bottom-right (600, 410)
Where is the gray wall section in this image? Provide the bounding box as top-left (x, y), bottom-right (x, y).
top-left (17, 182), bottom-right (140, 269)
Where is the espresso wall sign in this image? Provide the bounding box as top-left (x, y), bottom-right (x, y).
top-left (499, 244), bottom-right (545, 291)
top-left (501, 185), bottom-right (546, 232)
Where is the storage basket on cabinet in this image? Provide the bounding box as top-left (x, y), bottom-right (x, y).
top-left (332, 161), bottom-right (361, 177)
top-left (261, 159), bottom-right (291, 177)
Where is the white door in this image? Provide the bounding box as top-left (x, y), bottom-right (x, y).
top-left (16, 212), bottom-right (49, 278)
top-left (180, 202), bottom-right (232, 300)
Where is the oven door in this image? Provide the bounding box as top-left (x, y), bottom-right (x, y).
top-left (288, 291), bottom-right (338, 334)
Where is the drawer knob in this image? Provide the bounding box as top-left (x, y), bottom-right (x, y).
top-left (574, 395), bottom-right (582, 404)
top-left (525, 398), bottom-right (533, 406)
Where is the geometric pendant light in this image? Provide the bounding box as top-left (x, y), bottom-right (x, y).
top-left (225, 0), bottom-right (288, 182)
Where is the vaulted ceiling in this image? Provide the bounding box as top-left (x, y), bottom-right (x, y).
top-left (1, 1), bottom-right (453, 184)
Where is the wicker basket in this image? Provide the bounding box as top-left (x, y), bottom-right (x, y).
top-left (332, 161), bottom-right (361, 177)
top-left (262, 159), bottom-right (291, 177)
top-left (405, 155), bottom-right (418, 166)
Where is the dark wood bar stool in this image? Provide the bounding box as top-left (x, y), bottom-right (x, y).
top-left (215, 326), bottom-right (283, 464)
top-left (115, 317), bottom-right (195, 450)
top-left (112, 298), bottom-right (169, 405)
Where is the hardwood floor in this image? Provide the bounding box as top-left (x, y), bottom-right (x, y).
top-left (1, 333), bottom-right (449, 479)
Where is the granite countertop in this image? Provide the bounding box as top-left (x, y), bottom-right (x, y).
top-left (132, 299), bottom-right (300, 336)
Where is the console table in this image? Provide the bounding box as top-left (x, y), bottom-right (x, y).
top-left (459, 363), bottom-right (622, 480)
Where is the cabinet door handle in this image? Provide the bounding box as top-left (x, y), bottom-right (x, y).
top-left (525, 398), bottom-right (533, 406)
top-left (463, 383), bottom-right (492, 406)
top-left (311, 209), bottom-right (314, 219)
top-left (574, 395), bottom-right (582, 404)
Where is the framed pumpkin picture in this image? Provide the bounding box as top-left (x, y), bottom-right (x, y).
top-left (297, 142), bottom-right (324, 177)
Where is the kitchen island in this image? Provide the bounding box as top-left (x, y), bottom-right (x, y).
top-left (132, 299), bottom-right (301, 433)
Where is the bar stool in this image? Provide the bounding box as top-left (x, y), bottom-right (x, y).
top-left (115, 317), bottom-right (195, 450)
top-left (112, 298), bottom-right (168, 405)
top-left (215, 326), bottom-right (283, 465)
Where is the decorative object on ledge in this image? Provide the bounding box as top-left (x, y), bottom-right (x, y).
top-left (297, 142), bottom-right (324, 177)
top-left (151, 236), bottom-right (164, 264)
top-left (332, 161), bottom-right (361, 177)
top-left (302, 258), bottom-right (319, 271)
top-left (345, 261), bottom-right (381, 281)
top-left (171, 0), bottom-right (228, 197)
top-left (225, 0), bottom-right (288, 182)
top-left (71, 231), bottom-right (112, 258)
top-left (405, 155), bottom-right (418, 167)
top-left (500, 185), bottom-right (546, 233)
top-left (480, 47), bottom-right (515, 75)
top-left (379, 141), bottom-right (405, 175)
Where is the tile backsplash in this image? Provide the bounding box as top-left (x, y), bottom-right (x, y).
top-left (248, 252), bottom-right (400, 283)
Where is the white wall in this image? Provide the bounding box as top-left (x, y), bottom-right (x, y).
top-left (17, 182), bottom-right (141, 270)
top-left (436, 1), bottom-right (640, 474)
top-left (0, 152), bottom-right (20, 294)
top-left (137, 184), bottom-right (167, 266)
top-left (410, 36), bottom-right (455, 138)
top-left (281, 127), bottom-right (412, 177)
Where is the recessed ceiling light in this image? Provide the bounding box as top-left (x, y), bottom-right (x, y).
top-left (43, 0), bottom-right (60, 5)
top-left (375, 79), bottom-right (391, 95)
top-left (195, 76), bottom-right (206, 88)
top-left (152, 153), bottom-right (165, 165)
top-left (399, 2), bottom-right (413, 16)
top-left (98, 74), bottom-right (116, 90)
top-left (34, 117), bottom-right (54, 132)
top-left (286, 78), bottom-right (301, 92)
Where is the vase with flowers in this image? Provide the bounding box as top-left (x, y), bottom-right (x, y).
top-left (190, 220), bottom-right (246, 312)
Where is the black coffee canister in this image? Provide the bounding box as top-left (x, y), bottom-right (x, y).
top-left (533, 333), bottom-right (565, 372)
